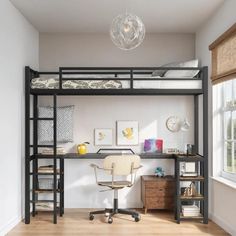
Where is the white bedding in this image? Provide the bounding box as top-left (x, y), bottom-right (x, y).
top-left (120, 80), bottom-right (201, 89)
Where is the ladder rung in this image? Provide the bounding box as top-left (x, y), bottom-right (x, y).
top-left (30, 200), bottom-right (56, 203)
top-left (30, 172), bottom-right (61, 175)
top-left (30, 145), bottom-right (54, 148)
top-left (30, 118), bottom-right (54, 121)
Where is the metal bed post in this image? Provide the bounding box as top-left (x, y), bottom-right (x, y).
top-left (202, 66), bottom-right (208, 224)
top-left (130, 69), bottom-right (133, 89)
top-left (32, 95), bottom-right (38, 216)
top-left (53, 94), bottom-right (57, 224)
top-left (25, 66), bottom-right (31, 224)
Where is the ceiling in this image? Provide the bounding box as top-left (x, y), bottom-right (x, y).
top-left (10, 0), bottom-right (224, 33)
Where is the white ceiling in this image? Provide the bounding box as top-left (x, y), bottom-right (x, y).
top-left (10, 0), bottom-right (224, 33)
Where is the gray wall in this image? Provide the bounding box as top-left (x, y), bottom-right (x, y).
top-left (39, 33), bottom-right (195, 70)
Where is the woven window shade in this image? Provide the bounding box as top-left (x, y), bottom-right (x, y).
top-left (209, 23), bottom-right (236, 85)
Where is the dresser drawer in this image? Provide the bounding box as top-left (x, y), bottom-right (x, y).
top-left (145, 188), bottom-right (175, 197)
top-left (146, 197), bottom-right (174, 209)
top-left (145, 181), bottom-right (175, 189)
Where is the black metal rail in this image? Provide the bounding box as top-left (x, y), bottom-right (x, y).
top-left (25, 66), bottom-right (208, 224)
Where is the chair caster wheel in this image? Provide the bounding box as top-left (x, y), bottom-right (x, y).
top-left (89, 214), bottom-right (94, 221)
top-left (108, 217), bottom-right (113, 224)
top-left (134, 216), bottom-right (140, 222)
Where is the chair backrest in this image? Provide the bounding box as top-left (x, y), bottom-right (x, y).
top-left (103, 155), bottom-right (140, 176)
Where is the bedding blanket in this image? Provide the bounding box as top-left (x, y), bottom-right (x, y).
top-left (31, 77), bottom-right (122, 89)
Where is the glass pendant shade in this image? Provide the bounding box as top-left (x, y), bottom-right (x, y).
top-left (110, 13), bottom-right (145, 50)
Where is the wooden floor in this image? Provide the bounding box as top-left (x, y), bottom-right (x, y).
top-left (8, 209), bottom-right (229, 236)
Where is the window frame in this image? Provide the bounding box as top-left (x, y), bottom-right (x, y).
top-left (221, 79), bottom-right (236, 182)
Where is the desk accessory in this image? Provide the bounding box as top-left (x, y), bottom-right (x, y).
top-left (155, 167), bottom-right (165, 177)
top-left (77, 142), bottom-right (89, 155)
top-left (144, 139), bottom-right (163, 153)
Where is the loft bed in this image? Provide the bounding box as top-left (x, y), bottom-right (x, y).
top-left (25, 66), bottom-right (208, 225)
top-left (27, 66), bottom-right (207, 95)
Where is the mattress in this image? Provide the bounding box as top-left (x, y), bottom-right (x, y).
top-left (31, 75), bottom-right (202, 90)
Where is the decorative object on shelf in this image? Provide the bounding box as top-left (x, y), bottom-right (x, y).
top-left (110, 12), bottom-right (145, 50)
top-left (166, 148), bottom-right (179, 154)
top-left (38, 165), bottom-right (59, 174)
top-left (117, 121), bottom-right (139, 145)
top-left (182, 182), bottom-right (198, 197)
top-left (41, 146), bottom-right (66, 155)
top-left (186, 144), bottom-right (195, 155)
top-left (94, 129), bottom-right (112, 146)
top-left (77, 142), bottom-right (90, 155)
top-left (180, 162), bottom-right (196, 176)
top-left (182, 205), bottom-right (200, 217)
top-left (180, 118), bottom-right (190, 132)
top-left (166, 116), bottom-right (181, 132)
top-left (144, 139), bottom-right (163, 153)
top-left (155, 167), bottom-right (165, 177)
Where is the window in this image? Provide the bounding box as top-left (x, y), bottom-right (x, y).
top-left (210, 23), bottom-right (236, 182)
top-left (222, 79), bottom-right (236, 181)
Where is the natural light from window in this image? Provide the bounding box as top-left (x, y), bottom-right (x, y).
top-left (222, 79), bottom-right (236, 180)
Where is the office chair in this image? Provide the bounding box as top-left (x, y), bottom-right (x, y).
top-left (89, 155), bottom-right (142, 224)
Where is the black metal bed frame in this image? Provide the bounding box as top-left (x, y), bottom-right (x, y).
top-left (25, 66), bottom-right (208, 224)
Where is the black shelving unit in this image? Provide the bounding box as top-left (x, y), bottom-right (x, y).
top-left (25, 66), bottom-right (208, 224)
top-left (175, 154), bottom-right (208, 224)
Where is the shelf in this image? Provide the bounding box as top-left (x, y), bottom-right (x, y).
top-left (35, 189), bottom-right (61, 193)
top-left (30, 118), bottom-right (54, 121)
top-left (30, 172), bottom-right (61, 175)
top-left (30, 200), bottom-right (55, 203)
top-left (179, 176), bottom-right (204, 181)
top-left (175, 155), bottom-right (204, 162)
top-left (180, 195), bottom-right (204, 201)
top-left (180, 213), bottom-right (203, 220)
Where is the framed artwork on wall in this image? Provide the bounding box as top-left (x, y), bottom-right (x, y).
top-left (94, 129), bottom-right (113, 146)
top-left (116, 121), bottom-right (139, 145)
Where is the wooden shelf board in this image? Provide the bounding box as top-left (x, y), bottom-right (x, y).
top-left (180, 176), bottom-right (204, 181)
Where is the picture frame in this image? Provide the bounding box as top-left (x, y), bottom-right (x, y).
top-left (94, 129), bottom-right (113, 146)
top-left (116, 121), bottom-right (139, 146)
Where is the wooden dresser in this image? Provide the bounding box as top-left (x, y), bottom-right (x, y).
top-left (141, 175), bottom-right (175, 214)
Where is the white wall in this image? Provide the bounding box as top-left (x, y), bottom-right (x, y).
top-left (196, 0), bottom-right (236, 235)
top-left (0, 0), bottom-right (38, 235)
top-left (39, 33), bottom-right (196, 208)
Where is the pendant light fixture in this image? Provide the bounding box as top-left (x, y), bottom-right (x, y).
top-left (110, 12), bottom-right (145, 50)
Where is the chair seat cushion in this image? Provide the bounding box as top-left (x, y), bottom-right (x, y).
top-left (98, 181), bottom-right (132, 188)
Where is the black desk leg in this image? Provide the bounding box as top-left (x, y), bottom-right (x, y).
top-left (60, 158), bottom-right (64, 217)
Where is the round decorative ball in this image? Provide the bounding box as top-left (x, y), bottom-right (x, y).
top-left (110, 13), bottom-right (145, 50)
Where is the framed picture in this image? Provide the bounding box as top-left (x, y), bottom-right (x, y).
top-left (94, 129), bottom-right (113, 146)
top-left (117, 121), bottom-right (139, 145)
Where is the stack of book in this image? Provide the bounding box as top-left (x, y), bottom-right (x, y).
top-left (182, 205), bottom-right (200, 217)
top-left (182, 172), bottom-right (198, 177)
top-left (38, 165), bottom-right (59, 173)
top-left (36, 202), bottom-right (59, 211)
top-left (41, 146), bottom-right (66, 155)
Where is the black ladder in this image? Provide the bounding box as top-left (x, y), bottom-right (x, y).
top-left (25, 77), bottom-right (63, 224)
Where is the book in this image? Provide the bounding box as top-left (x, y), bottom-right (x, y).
top-left (182, 172), bottom-right (198, 177)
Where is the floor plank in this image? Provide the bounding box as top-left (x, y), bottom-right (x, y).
top-left (8, 209), bottom-right (230, 236)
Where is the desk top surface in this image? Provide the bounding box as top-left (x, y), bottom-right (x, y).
top-left (32, 152), bottom-right (204, 161)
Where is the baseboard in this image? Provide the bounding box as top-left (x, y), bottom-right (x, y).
top-left (0, 215), bottom-right (22, 236)
top-left (210, 213), bottom-right (236, 236)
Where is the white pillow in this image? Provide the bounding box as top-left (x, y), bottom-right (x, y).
top-left (164, 59), bottom-right (199, 78)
